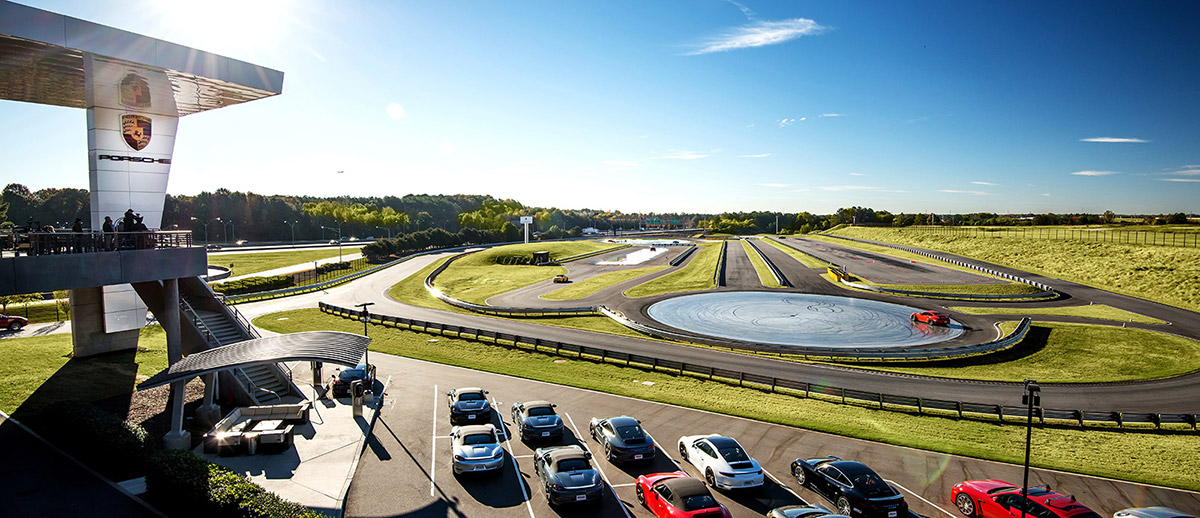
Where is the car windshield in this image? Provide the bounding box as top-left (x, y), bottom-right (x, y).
top-left (557, 458), bottom-right (590, 471)
top-left (458, 392), bottom-right (484, 401)
top-left (527, 407), bottom-right (555, 416)
top-left (850, 472), bottom-right (892, 495)
top-left (462, 433), bottom-right (494, 445)
top-left (682, 494), bottom-right (719, 511)
top-left (615, 424), bottom-right (644, 440)
top-left (338, 368), bottom-right (364, 380)
top-left (717, 445), bottom-right (750, 462)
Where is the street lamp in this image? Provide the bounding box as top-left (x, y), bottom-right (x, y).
top-left (375, 226), bottom-right (392, 240)
top-left (284, 220), bottom-right (298, 247)
top-left (190, 217), bottom-right (221, 247)
top-left (355, 302), bottom-right (375, 369)
top-left (1020, 379), bottom-right (1042, 518)
top-left (223, 220), bottom-right (235, 244)
top-left (322, 225), bottom-right (343, 262)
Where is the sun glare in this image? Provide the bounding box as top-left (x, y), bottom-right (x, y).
top-left (148, 0), bottom-right (298, 63)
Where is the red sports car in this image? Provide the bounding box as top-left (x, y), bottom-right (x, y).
top-left (910, 311), bottom-right (950, 325)
top-left (951, 480), bottom-right (1100, 518)
top-left (636, 471), bottom-right (731, 518)
top-left (1, 314), bottom-right (27, 332)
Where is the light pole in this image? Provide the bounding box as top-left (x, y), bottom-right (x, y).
top-left (190, 217), bottom-right (221, 247)
top-left (1021, 379), bottom-right (1041, 518)
top-left (322, 225), bottom-right (343, 262)
top-left (223, 220), bottom-right (235, 244)
top-left (355, 302), bottom-right (375, 369)
top-left (284, 220), bottom-right (298, 247)
top-left (375, 226), bottom-right (392, 240)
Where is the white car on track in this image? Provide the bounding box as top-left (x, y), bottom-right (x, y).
top-left (677, 434), bottom-right (764, 490)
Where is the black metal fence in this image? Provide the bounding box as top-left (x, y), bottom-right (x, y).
top-left (902, 225), bottom-right (1200, 248)
top-left (1, 230), bottom-right (193, 256)
top-left (320, 302), bottom-right (1198, 432)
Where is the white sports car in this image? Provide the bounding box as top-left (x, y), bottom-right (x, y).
top-left (677, 434), bottom-right (764, 490)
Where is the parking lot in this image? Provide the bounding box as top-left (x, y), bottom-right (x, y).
top-left (345, 354), bottom-right (1200, 518)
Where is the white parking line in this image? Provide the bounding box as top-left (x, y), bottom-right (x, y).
top-left (564, 412), bottom-right (633, 518)
top-left (610, 483), bottom-right (636, 488)
top-left (498, 397), bottom-right (536, 518)
top-left (887, 479), bottom-right (956, 518)
top-left (430, 384), bottom-right (438, 497)
top-left (650, 435), bottom-right (684, 471)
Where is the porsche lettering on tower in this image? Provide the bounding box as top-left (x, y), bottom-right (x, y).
top-left (119, 72), bottom-right (151, 108)
top-left (121, 114), bottom-right (152, 150)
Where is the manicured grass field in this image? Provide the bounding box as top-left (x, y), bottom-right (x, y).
top-left (541, 266), bottom-right (668, 301)
top-left (741, 240), bottom-right (783, 288)
top-left (624, 242), bottom-right (721, 298)
top-left (763, 237), bottom-right (830, 268)
top-left (947, 304), bottom-right (1166, 324)
top-left (1, 299), bottom-right (70, 324)
top-left (208, 247), bottom-right (364, 277)
top-left (846, 276), bottom-right (1046, 296)
top-left (852, 321), bottom-right (1200, 383)
top-left (0, 326), bottom-right (168, 415)
top-left (432, 242), bottom-right (614, 304)
top-left (255, 308), bottom-right (1200, 491)
top-left (829, 226), bottom-right (1200, 313)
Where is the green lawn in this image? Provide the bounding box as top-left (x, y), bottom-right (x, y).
top-left (1, 299), bottom-right (71, 324)
top-left (430, 242), bottom-right (614, 304)
top-left (763, 237), bottom-right (830, 268)
top-left (625, 243), bottom-right (721, 298)
top-left (0, 326), bottom-right (168, 415)
top-left (857, 321), bottom-right (1200, 382)
top-left (208, 246), bottom-right (365, 278)
top-left (541, 266), bottom-right (669, 301)
top-left (947, 304), bottom-right (1166, 324)
top-left (828, 226), bottom-right (1200, 313)
top-left (741, 240), bottom-right (783, 288)
top-left (255, 308), bottom-right (1200, 491)
top-left (804, 234), bottom-right (996, 276)
top-left (845, 276), bottom-right (1046, 296)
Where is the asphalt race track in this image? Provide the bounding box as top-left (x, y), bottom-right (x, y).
top-left (646, 292), bottom-right (965, 348)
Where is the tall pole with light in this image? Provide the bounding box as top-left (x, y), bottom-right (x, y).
top-left (223, 220), bottom-right (235, 244)
top-left (284, 220), bottom-right (298, 247)
top-left (375, 226), bottom-right (392, 240)
top-left (1020, 379), bottom-right (1041, 518)
top-left (322, 225), bottom-right (343, 262)
top-left (355, 302), bottom-right (374, 369)
top-left (190, 217), bottom-right (221, 247)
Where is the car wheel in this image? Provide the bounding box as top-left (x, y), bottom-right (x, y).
top-left (837, 496), bottom-right (852, 516)
top-left (678, 443), bottom-right (688, 460)
top-left (705, 469), bottom-right (716, 488)
top-left (792, 465), bottom-right (807, 486)
top-left (8, 321), bottom-right (22, 331)
top-left (636, 484), bottom-right (645, 505)
top-left (955, 493), bottom-right (976, 517)
top-left (604, 444), bottom-right (614, 462)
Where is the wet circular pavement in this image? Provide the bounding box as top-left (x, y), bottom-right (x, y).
top-left (647, 291), bottom-right (964, 348)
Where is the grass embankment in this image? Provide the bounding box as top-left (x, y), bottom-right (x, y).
top-left (828, 226), bottom-right (1200, 313)
top-left (844, 276), bottom-right (1046, 296)
top-left (432, 242), bottom-right (613, 304)
top-left (763, 237), bottom-right (830, 268)
top-left (625, 243), bottom-right (721, 298)
top-left (541, 266), bottom-right (668, 301)
top-left (741, 240), bottom-right (783, 288)
top-left (255, 309), bottom-right (1200, 491)
top-left (854, 321), bottom-right (1200, 382)
top-left (208, 247), bottom-right (365, 278)
top-left (0, 326), bottom-right (168, 414)
top-left (948, 304), bottom-right (1166, 324)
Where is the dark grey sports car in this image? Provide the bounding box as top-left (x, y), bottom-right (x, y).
top-left (533, 445), bottom-right (604, 506)
top-left (588, 415), bottom-right (655, 463)
top-left (447, 387), bottom-right (490, 425)
top-left (791, 456), bottom-right (908, 518)
top-left (511, 400), bottom-right (563, 441)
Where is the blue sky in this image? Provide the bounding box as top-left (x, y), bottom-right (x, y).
top-left (4, 1), bottom-right (1199, 214)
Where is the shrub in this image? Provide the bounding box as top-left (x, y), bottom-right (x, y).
top-left (35, 401), bottom-right (152, 481)
top-left (315, 261), bottom-right (351, 275)
top-left (213, 275), bottom-right (294, 295)
top-left (145, 449), bottom-right (210, 513)
top-left (147, 451), bottom-right (324, 518)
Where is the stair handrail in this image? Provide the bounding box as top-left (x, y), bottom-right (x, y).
top-left (179, 297), bottom-right (222, 347)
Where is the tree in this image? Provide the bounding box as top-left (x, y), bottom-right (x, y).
top-left (1102, 210), bottom-right (1116, 224)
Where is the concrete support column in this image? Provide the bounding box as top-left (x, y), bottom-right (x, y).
top-left (195, 373), bottom-right (222, 428)
top-left (68, 286), bottom-right (139, 358)
top-left (160, 278), bottom-right (190, 449)
top-left (163, 380), bottom-right (189, 450)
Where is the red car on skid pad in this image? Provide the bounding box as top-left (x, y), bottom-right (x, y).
top-left (637, 471), bottom-right (731, 518)
top-left (910, 311), bottom-right (950, 325)
top-left (951, 480), bottom-right (1100, 518)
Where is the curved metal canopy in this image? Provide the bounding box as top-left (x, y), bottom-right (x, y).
top-left (138, 331), bottom-right (368, 391)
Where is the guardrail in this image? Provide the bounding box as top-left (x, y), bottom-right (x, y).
top-left (669, 245), bottom-right (697, 266)
top-left (745, 238), bottom-right (791, 287)
top-left (319, 302), bottom-right (1197, 431)
top-left (551, 244), bottom-right (632, 265)
top-left (714, 241), bottom-right (727, 286)
top-left (424, 250), bottom-right (599, 317)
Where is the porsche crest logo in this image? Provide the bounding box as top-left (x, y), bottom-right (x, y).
top-left (121, 114), bottom-right (152, 151)
top-left (119, 72), bottom-right (151, 109)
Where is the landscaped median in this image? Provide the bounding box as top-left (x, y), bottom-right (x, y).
top-left (254, 308), bottom-right (1200, 491)
top-left (429, 241), bottom-right (614, 304)
top-left (624, 242), bottom-right (721, 297)
top-left (540, 265), bottom-right (668, 301)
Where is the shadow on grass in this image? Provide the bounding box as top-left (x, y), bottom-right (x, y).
top-left (10, 348), bottom-right (139, 423)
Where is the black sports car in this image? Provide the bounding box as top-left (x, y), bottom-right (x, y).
top-left (790, 456), bottom-right (908, 518)
top-left (510, 400), bottom-right (564, 441)
top-left (447, 387), bottom-right (491, 425)
top-left (588, 415), bottom-right (656, 463)
top-left (533, 445), bottom-right (604, 505)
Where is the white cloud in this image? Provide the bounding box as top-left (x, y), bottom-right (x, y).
top-left (1162, 178), bottom-right (1200, 182)
top-left (971, 181), bottom-right (999, 186)
top-left (1042, 193), bottom-right (1052, 197)
top-left (938, 189), bottom-right (990, 195)
top-left (689, 18), bottom-right (828, 55)
top-left (1165, 168), bottom-right (1200, 176)
top-left (603, 160), bottom-right (639, 170)
top-left (758, 183), bottom-right (789, 188)
top-left (820, 113), bottom-right (846, 117)
top-left (778, 118), bottom-right (797, 128)
top-left (386, 103), bottom-right (405, 120)
top-left (1070, 170), bottom-right (1119, 176)
top-left (906, 115), bottom-right (930, 124)
top-left (1080, 137), bottom-right (1148, 143)
top-left (726, 0), bottom-right (755, 20)
top-left (738, 153), bottom-right (772, 158)
top-left (656, 151), bottom-right (709, 160)
top-left (848, 172), bottom-right (865, 176)
top-left (819, 185), bottom-right (875, 191)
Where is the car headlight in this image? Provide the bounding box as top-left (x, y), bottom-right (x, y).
top-left (492, 450), bottom-right (504, 459)
top-left (453, 455), bottom-right (464, 461)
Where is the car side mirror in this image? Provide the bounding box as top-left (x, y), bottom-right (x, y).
top-left (551, 404), bottom-right (557, 408)
top-left (585, 451), bottom-right (592, 459)
top-left (484, 390), bottom-right (489, 394)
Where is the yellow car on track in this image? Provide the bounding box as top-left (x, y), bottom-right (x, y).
top-left (553, 274), bottom-right (569, 283)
